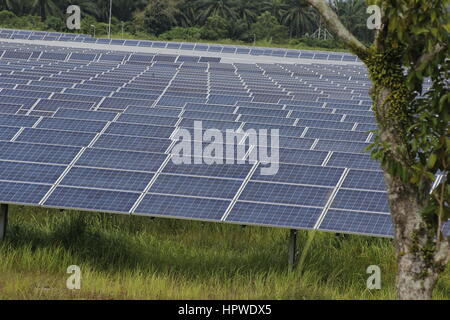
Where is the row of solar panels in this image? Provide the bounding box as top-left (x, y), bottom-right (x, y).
top-left (0, 49), bottom-right (222, 64)
top-left (0, 43), bottom-right (448, 237)
top-left (0, 108), bottom-right (443, 236)
top-left (0, 28), bottom-right (360, 62)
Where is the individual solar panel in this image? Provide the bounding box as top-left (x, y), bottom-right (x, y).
top-left (331, 189), bottom-right (389, 213)
top-left (0, 181), bottom-right (51, 205)
top-left (36, 118), bottom-right (107, 133)
top-left (149, 174), bottom-right (242, 199)
top-left (0, 114), bottom-right (39, 127)
top-left (3, 51), bottom-right (32, 60)
top-left (242, 123), bottom-right (305, 138)
top-left (134, 194), bottom-right (229, 221)
top-left (15, 128), bottom-right (96, 147)
top-left (53, 108), bottom-right (117, 121)
top-left (341, 170), bottom-right (386, 191)
top-left (125, 106), bottom-right (182, 117)
top-left (319, 210), bottom-right (393, 237)
top-left (0, 141), bottom-right (81, 164)
top-left (40, 52), bottom-right (67, 61)
top-left (105, 122), bottom-right (175, 138)
top-left (75, 148), bottom-right (167, 172)
top-left (44, 187), bottom-right (140, 212)
top-left (0, 161), bottom-right (65, 184)
top-left (162, 161), bottom-right (253, 180)
top-left (60, 167), bottom-right (154, 192)
top-left (0, 126), bottom-right (19, 140)
top-left (226, 202), bottom-right (323, 229)
top-left (117, 114), bottom-right (178, 126)
top-left (327, 152), bottom-right (381, 170)
top-left (199, 57), bottom-right (221, 63)
top-left (93, 134), bottom-right (171, 153)
top-left (251, 164), bottom-right (344, 187)
top-left (34, 99), bottom-right (94, 111)
top-left (238, 182), bottom-right (333, 207)
top-left (314, 140), bottom-right (369, 153)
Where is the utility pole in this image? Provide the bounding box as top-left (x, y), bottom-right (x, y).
top-left (108, 0), bottom-right (112, 38)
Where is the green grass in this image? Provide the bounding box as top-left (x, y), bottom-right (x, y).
top-left (0, 206), bottom-right (448, 300)
top-left (102, 32), bottom-right (350, 53)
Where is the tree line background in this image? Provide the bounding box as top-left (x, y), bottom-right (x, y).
top-left (0, 0), bottom-right (374, 49)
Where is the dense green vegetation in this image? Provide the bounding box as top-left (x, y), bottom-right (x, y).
top-left (0, 206), bottom-right (448, 299)
top-left (0, 0), bottom-right (374, 49)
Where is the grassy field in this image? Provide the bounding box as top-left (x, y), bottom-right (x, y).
top-left (0, 205), bottom-right (448, 300)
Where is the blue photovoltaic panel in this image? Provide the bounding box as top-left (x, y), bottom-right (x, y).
top-left (0, 126), bottom-right (19, 140)
top-left (105, 122), bottom-right (175, 138)
top-left (93, 134), bottom-right (171, 153)
top-left (37, 118), bottom-right (107, 133)
top-left (75, 148), bottom-right (167, 172)
top-left (0, 141), bottom-right (81, 164)
top-left (314, 140), bottom-right (369, 153)
top-left (162, 161), bottom-right (253, 180)
top-left (251, 164), bottom-right (344, 187)
top-left (341, 170), bottom-right (386, 191)
top-left (443, 222), bottom-right (450, 237)
top-left (0, 161), bottom-right (65, 184)
top-left (179, 118), bottom-right (241, 131)
top-left (0, 103), bottom-right (22, 114)
top-left (44, 187), bottom-right (140, 212)
top-left (0, 181), bottom-right (51, 204)
top-left (239, 182), bottom-right (333, 207)
top-left (124, 106), bottom-right (182, 117)
top-left (0, 114), bottom-right (39, 127)
top-left (135, 194), bottom-right (229, 221)
top-left (263, 148), bottom-right (328, 166)
top-left (34, 99), bottom-right (94, 111)
top-left (330, 189), bottom-right (389, 213)
top-left (226, 202), bottom-right (323, 229)
top-left (242, 123), bottom-right (305, 138)
top-left (327, 153), bottom-right (381, 170)
top-left (149, 174), bottom-right (243, 199)
top-left (183, 110), bottom-right (238, 121)
top-left (305, 128), bottom-right (369, 142)
top-left (240, 114), bottom-right (296, 126)
top-left (60, 167), bottom-right (154, 192)
top-left (319, 210), bottom-right (393, 237)
top-left (117, 114), bottom-right (179, 127)
top-left (0, 40), bottom-right (398, 238)
top-left (53, 108), bottom-right (117, 121)
top-left (15, 128), bottom-right (96, 147)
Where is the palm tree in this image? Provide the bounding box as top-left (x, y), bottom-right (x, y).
top-left (62, 0), bottom-right (99, 19)
top-left (29, 0), bottom-right (60, 22)
top-left (0, 0), bottom-right (23, 14)
top-left (331, 0), bottom-right (370, 42)
top-left (234, 0), bottom-right (258, 26)
top-left (178, 6), bottom-right (201, 27)
top-left (261, 0), bottom-right (288, 22)
top-left (197, 0), bottom-right (236, 23)
top-left (282, 0), bottom-right (317, 38)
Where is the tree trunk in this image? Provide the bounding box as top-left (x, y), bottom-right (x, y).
top-left (39, 0), bottom-right (46, 22)
top-left (375, 87), bottom-right (446, 300)
top-left (383, 172), bottom-right (438, 299)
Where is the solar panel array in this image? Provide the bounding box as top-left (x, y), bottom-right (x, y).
top-left (0, 40), bottom-right (446, 238)
top-left (0, 28), bottom-right (359, 62)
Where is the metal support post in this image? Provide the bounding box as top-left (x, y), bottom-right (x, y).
top-left (288, 229), bottom-right (297, 271)
top-left (0, 204), bottom-right (8, 241)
